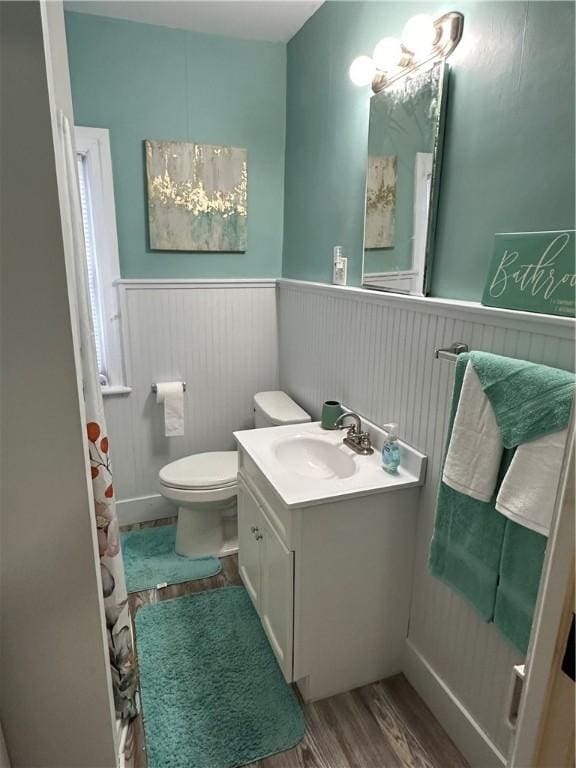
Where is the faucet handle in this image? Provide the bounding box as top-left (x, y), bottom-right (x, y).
top-left (359, 432), bottom-right (372, 449)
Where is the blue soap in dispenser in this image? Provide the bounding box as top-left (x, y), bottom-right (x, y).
top-left (381, 423), bottom-right (400, 475)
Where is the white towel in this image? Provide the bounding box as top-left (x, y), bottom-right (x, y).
top-left (495, 428), bottom-right (567, 536)
top-left (442, 362), bottom-right (503, 502)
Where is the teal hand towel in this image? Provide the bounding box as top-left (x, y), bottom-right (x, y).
top-left (429, 354), bottom-right (508, 620)
top-left (494, 521), bottom-right (547, 655)
top-left (469, 351), bottom-right (574, 447)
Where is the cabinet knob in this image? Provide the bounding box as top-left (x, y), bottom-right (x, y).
top-left (251, 526), bottom-right (259, 533)
top-left (255, 533), bottom-right (263, 541)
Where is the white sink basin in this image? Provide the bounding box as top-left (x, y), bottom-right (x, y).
top-left (234, 421), bottom-right (427, 508)
top-left (273, 435), bottom-right (357, 480)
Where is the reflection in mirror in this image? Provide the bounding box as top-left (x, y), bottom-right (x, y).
top-left (362, 61), bottom-right (448, 295)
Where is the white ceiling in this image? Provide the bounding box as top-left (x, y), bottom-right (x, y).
top-left (64, 0), bottom-right (324, 42)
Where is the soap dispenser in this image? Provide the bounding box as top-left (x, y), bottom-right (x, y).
top-left (381, 423), bottom-right (400, 475)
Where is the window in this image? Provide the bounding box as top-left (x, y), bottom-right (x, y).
top-left (75, 127), bottom-right (126, 392)
top-left (77, 153), bottom-right (107, 379)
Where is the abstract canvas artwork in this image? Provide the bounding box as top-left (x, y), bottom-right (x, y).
top-left (145, 140), bottom-right (247, 252)
top-left (364, 155), bottom-right (397, 249)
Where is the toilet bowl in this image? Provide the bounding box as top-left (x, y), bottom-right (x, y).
top-left (159, 451), bottom-right (239, 558)
top-left (158, 391), bottom-right (311, 558)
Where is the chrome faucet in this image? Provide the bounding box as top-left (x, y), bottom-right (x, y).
top-left (334, 411), bottom-right (374, 455)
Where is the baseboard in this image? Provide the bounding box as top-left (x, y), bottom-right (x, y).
top-left (116, 493), bottom-right (173, 526)
top-left (403, 639), bottom-right (507, 768)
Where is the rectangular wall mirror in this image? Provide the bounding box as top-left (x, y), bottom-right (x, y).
top-left (362, 61), bottom-right (448, 295)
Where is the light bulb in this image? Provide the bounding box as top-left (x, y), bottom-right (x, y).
top-left (349, 55), bottom-right (376, 87)
top-left (372, 37), bottom-right (403, 72)
top-left (401, 14), bottom-right (437, 55)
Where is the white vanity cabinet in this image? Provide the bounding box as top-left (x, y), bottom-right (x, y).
top-left (237, 476), bottom-right (262, 605)
top-left (234, 424), bottom-right (427, 703)
top-left (237, 475), bottom-right (294, 680)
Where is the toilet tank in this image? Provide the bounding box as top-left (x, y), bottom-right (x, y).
top-left (253, 391), bottom-right (311, 428)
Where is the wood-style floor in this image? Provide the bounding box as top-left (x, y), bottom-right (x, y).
top-left (124, 520), bottom-right (468, 768)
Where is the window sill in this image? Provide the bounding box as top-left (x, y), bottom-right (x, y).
top-left (101, 385), bottom-right (132, 397)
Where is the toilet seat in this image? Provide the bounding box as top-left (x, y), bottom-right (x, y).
top-left (159, 451), bottom-right (238, 490)
top-left (159, 482), bottom-right (237, 505)
top-left (159, 451), bottom-right (238, 504)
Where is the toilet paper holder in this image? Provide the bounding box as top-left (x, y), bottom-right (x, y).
top-left (151, 382), bottom-right (186, 393)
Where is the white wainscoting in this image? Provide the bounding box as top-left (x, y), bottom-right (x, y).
top-left (105, 280), bottom-right (279, 522)
top-left (277, 279), bottom-right (575, 766)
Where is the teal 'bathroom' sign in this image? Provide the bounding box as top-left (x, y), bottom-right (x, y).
top-left (482, 230), bottom-right (576, 317)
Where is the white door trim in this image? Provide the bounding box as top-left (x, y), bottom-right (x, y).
top-left (509, 415), bottom-right (575, 767)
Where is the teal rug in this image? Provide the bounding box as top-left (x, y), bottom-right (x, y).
top-left (121, 524), bottom-right (221, 593)
top-left (136, 586), bottom-right (304, 768)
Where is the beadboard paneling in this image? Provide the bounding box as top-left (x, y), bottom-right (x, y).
top-left (105, 281), bottom-right (278, 506)
top-left (277, 279), bottom-right (575, 762)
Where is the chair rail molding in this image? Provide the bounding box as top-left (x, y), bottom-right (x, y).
top-left (278, 279), bottom-right (576, 338)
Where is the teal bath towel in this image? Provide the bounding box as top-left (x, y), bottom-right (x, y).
top-left (430, 352), bottom-right (573, 655)
top-left (469, 351), bottom-right (574, 447)
top-left (429, 481), bottom-right (506, 620)
top-left (494, 521), bottom-right (548, 654)
top-left (430, 355), bottom-right (507, 621)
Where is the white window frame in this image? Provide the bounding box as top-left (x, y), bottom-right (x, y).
top-left (75, 126), bottom-right (129, 394)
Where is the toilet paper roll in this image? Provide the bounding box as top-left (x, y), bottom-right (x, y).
top-left (155, 382), bottom-right (185, 437)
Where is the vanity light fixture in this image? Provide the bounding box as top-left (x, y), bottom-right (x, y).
top-left (372, 37), bottom-right (406, 72)
top-left (349, 54), bottom-right (377, 87)
top-left (349, 11), bottom-right (464, 93)
top-left (401, 14), bottom-right (438, 56)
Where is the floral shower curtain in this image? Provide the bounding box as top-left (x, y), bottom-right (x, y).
top-left (58, 111), bottom-right (137, 721)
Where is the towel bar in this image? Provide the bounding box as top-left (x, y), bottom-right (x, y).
top-left (434, 342), bottom-right (469, 362)
top-left (151, 382), bottom-right (186, 393)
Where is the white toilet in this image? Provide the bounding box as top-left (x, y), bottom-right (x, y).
top-left (158, 391), bottom-right (311, 558)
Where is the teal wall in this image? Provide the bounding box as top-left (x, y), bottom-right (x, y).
top-left (283, 2), bottom-right (575, 300)
top-left (65, 12), bottom-right (286, 279)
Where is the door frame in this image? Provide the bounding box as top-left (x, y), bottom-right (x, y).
top-left (509, 415), bottom-right (575, 767)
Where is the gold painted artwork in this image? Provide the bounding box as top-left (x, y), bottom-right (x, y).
top-left (364, 155), bottom-right (397, 249)
top-left (146, 140), bottom-right (247, 252)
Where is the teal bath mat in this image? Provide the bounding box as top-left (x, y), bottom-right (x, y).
top-left (121, 524), bottom-right (221, 592)
top-left (136, 586), bottom-right (304, 768)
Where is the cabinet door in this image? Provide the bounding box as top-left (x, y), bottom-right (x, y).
top-left (237, 477), bottom-right (261, 609)
top-left (260, 512), bottom-right (294, 682)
